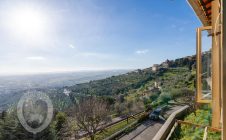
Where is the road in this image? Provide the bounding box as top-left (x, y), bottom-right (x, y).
top-left (119, 105), bottom-right (184, 140)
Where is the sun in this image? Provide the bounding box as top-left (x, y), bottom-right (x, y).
top-left (7, 7), bottom-right (47, 39)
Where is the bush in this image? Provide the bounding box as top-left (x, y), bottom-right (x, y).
top-left (151, 101), bottom-right (159, 108)
top-left (149, 92), bottom-right (159, 102)
top-left (137, 113), bottom-right (149, 123)
top-left (158, 92), bottom-right (172, 104)
top-left (177, 109), bottom-right (220, 140)
top-left (55, 112), bottom-right (67, 132)
top-left (169, 89), bottom-right (181, 99)
top-left (142, 97), bottom-right (151, 106)
top-left (114, 103), bottom-right (128, 116)
top-left (145, 104), bottom-right (152, 112)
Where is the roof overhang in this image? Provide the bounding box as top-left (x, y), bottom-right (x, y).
top-left (187, 0), bottom-right (212, 26)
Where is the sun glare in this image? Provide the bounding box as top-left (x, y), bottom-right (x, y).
top-left (7, 7), bottom-right (47, 40)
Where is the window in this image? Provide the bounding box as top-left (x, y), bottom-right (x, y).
top-left (196, 26), bottom-right (212, 103)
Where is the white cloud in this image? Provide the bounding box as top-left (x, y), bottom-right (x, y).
top-left (26, 56), bottom-right (45, 60)
top-left (135, 49), bottom-right (149, 55)
top-left (69, 44), bottom-right (75, 49)
top-left (78, 52), bottom-right (110, 59)
top-left (81, 52), bottom-right (100, 57)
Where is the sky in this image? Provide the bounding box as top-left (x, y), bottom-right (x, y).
top-left (0, 0), bottom-right (205, 75)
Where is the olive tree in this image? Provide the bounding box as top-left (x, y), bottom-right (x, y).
top-left (73, 97), bottom-right (110, 140)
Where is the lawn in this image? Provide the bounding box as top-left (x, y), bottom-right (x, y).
top-left (95, 117), bottom-right (137, 140)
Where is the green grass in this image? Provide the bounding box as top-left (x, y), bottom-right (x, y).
top-left (95, 118), bottom-right (137, 140)
top-left (171, 108), bottom-right (221, 140)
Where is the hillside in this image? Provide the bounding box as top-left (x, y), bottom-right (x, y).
top-left (0, 52), bottom-right (205, 113)
top-left (0, 53), bottom-right (209, 140)
top-left (0, 70), bottom-right (129, 112)
top-left (65, 55), bottom-right (196, 104)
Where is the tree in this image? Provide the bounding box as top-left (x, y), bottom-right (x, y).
top-left (0, 109), bottom-right (56, 140)
top-left (170, 88), bottom-right (194, 103)
top-left (169, 89), bottom-right (181, 100)
top-left (73, 97), bottom-right (110, 140)
top-left (101, 96), bottom-right (116, 106)
top-left (159, 92), bottom-right (172, 104)
top-left (55, 112), bottom-right (72, 140)
top-left (180, 88), bottom-right (196, 112)
top-left (114, 102), bottom-right (128, 116)
top-left (142, 97), bottom-right (151, 109)
top-left (149, 92), bottom-right (159, 102)
top-left (118, 94), bottom-right (125, 103)
top-left (126, 100), bottom-right (144, 114)
top-left (55, 112), bottom-right (66, 132)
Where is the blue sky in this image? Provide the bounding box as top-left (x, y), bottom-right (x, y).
top-left (0, 0), bottom-right (203, 75)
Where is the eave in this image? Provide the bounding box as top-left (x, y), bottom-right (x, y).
top-left (187, 0), bottom-right (212, 26)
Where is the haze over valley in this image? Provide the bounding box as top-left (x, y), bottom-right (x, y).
top-left (0, 70), bottom-right (129, 111)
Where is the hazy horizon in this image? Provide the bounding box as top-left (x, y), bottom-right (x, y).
top-left (0, 68), bottom-right (133, 76)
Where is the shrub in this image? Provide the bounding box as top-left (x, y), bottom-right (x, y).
top-left (142, 97), bottom-right (151, 106)
top-left (177, 109), bottom-right (219, 140)
top-left (137, 113), bottom-right (149, 123)
top-left (55, 112), bottom-right (67, 132)
top-left (145, 104), bottom-right (152, 112)
top-left (169, 89), bottom-right (181, 98)
top-left (158, 92), bottom-right (172, 104)
top-left (149, 92), bottom-right (159, 102)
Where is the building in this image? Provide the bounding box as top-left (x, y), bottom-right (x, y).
top-left (161, 62), bottom-right (169, 68)
top-left (152, 64), bottom-right (159, 72)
